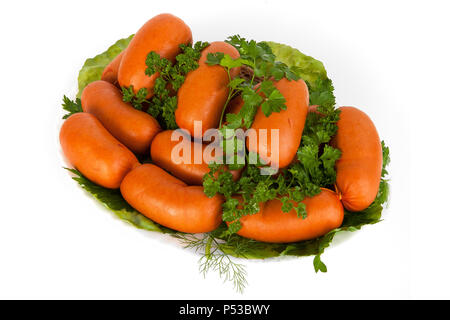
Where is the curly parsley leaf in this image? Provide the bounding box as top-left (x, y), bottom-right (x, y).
top-left (176, 42), bottom-right (210, 76)
top-left (309, 78), bottom-right (336, 110)
top-left (122, 41), bottom-right (209, 129)
top-left (320, 145), bottom-right (342, 184)
top-left (121, 86), bottom-right (149, 111)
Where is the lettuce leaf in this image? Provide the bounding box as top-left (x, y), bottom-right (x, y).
top-left (267, 41), bottom-right (336, 113)
top-left (77, 35), bottom-right (134, 98)
top-left (266, 42), bottom-right (328, 91)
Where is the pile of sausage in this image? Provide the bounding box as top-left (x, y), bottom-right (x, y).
top-left (60, 14), bottom-right (383, 243)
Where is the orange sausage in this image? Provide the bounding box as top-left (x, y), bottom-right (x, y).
top-left (101, 51), bottom-right (124, 85)
top-left (248, 78), bottom-right (309, 169)
top-left (235, 189), bottom-right (344, 243)
top-left (332, 106), bottom-right (382, 211)
top-left (60, 113), bottom-right (139, 189)
top-left (176, 42), bottom-right (241, 138)
top-left (118, 14), bottom-right (192, 97)
top-left (150, 130), bottom-right (242, 185)
top-left (81, 80), bottom-right (161, 154)
top-left (120, 164), bottom-right (223, 233)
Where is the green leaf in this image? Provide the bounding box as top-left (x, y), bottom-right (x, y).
top-left (313, 255), bottom-right (327, 273)
top-left (206, 52), bottom-right (224, 66)
top-left (145, 51), bottom-right (166, 76)
top-left (62, 96), bottom-right (82, 119)
top-left (320, 145), bottom-right (341, 184)
top-left (239, 87), bottom-right (263, 127)
top-left (280, 197), bottom-right (293, 213)
top-left (268, 88), bottom-right (285, 104)
top-left (309, 78), bottom-right (336, 110)
top-left (77, 35), bottom-right (133, 98)
top-left (228, 78), bottom-right (245, 89)
top-left (266, 41), bottom-right (328, 91)
top-left (121, 86), bottom-right (149, 111)
top-left (294, 202), bottom-right (307, 219)
top-left (176, 41), bottom-right (209, 75)
top-left (259, 80), bottom-right (275, 95)
top-left (266, 42), bottom-right (336, 111)
top-left (225, 113), bottom-right (243, 129)
top-left (226, 221), bottom-right (242, 235)
top-left (220, 54), bottom-right (243, 69)
top-left (260, 101), bottom-right (272, 117)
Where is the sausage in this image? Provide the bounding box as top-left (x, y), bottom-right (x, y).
top-left (101, 51), bottom-right (124, 85)
top-left (118, 14), bottom-right (192, 97)
top-left (60, 113), bottom-right (139, 189)
top-left (150, 130), bottom-right (241, 185)
top-left (248, 78), bottom-right (309, 169)
top-left (81, 80), bottom-right (161, 154)
top-left (120, 164), bottom-right (223, 233)
top-left (235, 188), bottom-right (344, 243)
top-left (332, 106), bottom-right (382, 211)
top-left (175, 41), bottom-right (241, 138)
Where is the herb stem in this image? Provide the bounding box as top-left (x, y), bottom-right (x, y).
top-left (218, 68), bottom-right (235, 128)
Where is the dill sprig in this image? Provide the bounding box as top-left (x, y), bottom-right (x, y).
top-left (172, 232), bottom-right (248, 293)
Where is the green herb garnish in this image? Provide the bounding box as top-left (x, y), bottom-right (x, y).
top-left (62, 96), bottom-right (83, 119)
top-left (64, 37), bottom-right (391, 291)
top-left (121, 41), bottom-right (209, 129)
top-left (203, 36), bottom-right (341, 235)
top-left (173, 232), bottom-right (248, 293)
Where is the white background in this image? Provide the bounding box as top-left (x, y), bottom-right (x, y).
top-left (0, 0), bottom-right (448, 299)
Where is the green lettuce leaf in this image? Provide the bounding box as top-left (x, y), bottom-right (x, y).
top-left (266, 41), bottom-right (328, 91)
top-left (267, 41), bottom-right (336, 112)
top-left (77, 35), bottom-right (134, 98)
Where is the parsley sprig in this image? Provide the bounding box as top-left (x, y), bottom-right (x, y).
top-left (203, 37), bottom-right (341, 236)
top-left (122, 41), bottom-right (209, 129)
top-left (121, 86), bottom-right (148, 111)
top-left (206, 35), bottom-right (300, 130)
top-left (204, 35), bottom-right (304, 175)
